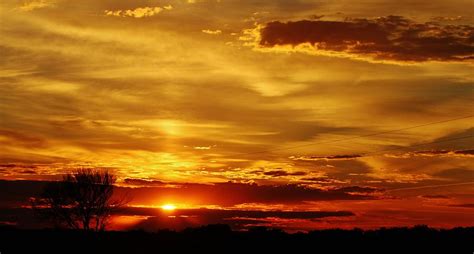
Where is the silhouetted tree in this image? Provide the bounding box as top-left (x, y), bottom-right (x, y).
top-left (32, 169), bottom-right (125, 231)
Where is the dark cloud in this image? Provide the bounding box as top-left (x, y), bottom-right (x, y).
top-left (116, 207), bottom-right (353, 231)
top-left (258, 16), bottom-right (474, 62)
top-left (122, 178), bottom-right (166, 186)
top-left (18, 170), bottom-right (37, 174)
top-left (449, 203), bottom-right (474, 208)
top-left (454, 150), bottom-right (474, 155)
top-left (0, 180), bottom-right (46, 208)
top-left (291, 154), bottom-right (362, 161)
top-left (300, 177), bottom-right (335, 183)
top-left (430, 128), bottom-right (474, 150)
top-left (115, 181), bottom-right (378, 206)
top-left (263, 170), bottom-right (307, 177)
top-left (118, 207), bottom-right (354, 220)
top-left (293, 159), bottom-right (374, 185)
top-left (421, 194), bottom-right (450, 199)
top-left (0, 206), bottom-right (354, 231)
top-left (0, 180), bottom-right (378, 209)
top-left (332, 186), bottom-right (381, 194)
top-left (434, 168), bottom-right (474, 181)
top-left (0, 180), bottom-right (359, 231)
top-left (0, 164), bottom-right (18, 168)
top-left (0, 164), bottom-right (39, 169)
top-left (299, 177), bottom-right (351, 185)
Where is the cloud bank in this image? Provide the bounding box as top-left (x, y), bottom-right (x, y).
top-left (256, 16), bottom-right (474, 62)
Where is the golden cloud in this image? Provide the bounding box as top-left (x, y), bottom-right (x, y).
top-left (202, 29), bottom-right (222, 35)
top-left (16, 0), bottom-right (56, 12)
top-left (105, 6), bottom-right (172, 18)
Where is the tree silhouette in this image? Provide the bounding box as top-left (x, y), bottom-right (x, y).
top-left (32, 169), bottom-right (125, 231)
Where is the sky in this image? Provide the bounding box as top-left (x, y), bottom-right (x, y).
top-left (0, 0), bottom-right (473, 231)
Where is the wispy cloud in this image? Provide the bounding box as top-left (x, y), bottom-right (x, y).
top-left (202, 29), bottom-right (222, 35)
top-left (16, 0), bottom-right (56, 12)
top-left (105, 6), bottom-right (172, 18)
top-left (384, 149), bottom-right (474, 158)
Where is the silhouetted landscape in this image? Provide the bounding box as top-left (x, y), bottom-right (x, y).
top-left (1, 224), bottom-right (473, 253)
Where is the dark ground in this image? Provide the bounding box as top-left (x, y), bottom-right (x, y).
top-left (0, 224), bottom-right (473, 254)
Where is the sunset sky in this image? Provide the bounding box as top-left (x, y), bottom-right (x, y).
top-left (0, 0), bottom-right (473, 231)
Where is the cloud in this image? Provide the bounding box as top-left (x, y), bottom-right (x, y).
top-left (118, 207), bottom-right (354, 220)
top-left (253, 16), bottom-right (474, 62)
top-left (263, 170), bottom-right (307, 177)
top-left (17, 0), bottom-right (56, 12)
top-left (202, 29), bottom-right (222, 35)
top-left (300, 177), bottom-right (347, 184)
top-left (449, 203), bottom-right (474, 208)
top-left (332, 186), bottom-right (381, 194)
top-left (116, 181), bottom-right (380, 206)
top-left (450, 150), bottom-right (474, 156)
top-left (292, 148), bottom-right (473, 163)
top-left (107, 206), bottom-right (355, 231)
top-left (193, 146), bottom-right (213, 150)
top-left (291, 154), bottom-right (362, 161)
top-left (0, 206), bottom-right (354, 231)
top-left (420, 194), bottom-right (450, 199)
top-left (431, 16), bottom-right (466, 22)
top-left (124, 208), bottom-right (354, 231)
top-left (122, 178), bottom-right (166, 187)
top-left (430, 128), bottom-right (474, 150)
top-left (384, 149), bottom-right (474, 159)
top-left (0, 129), bottom-right (47, 149)
top-left (0, 180), bottom-right (46, 208)
top-left (434, 168), bottom-right (474, 181)
top-left (105, 6), bottom-right (172, 18)
top-left (0, 180), bottom-right (378, 209)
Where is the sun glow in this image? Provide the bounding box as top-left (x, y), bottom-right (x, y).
top-left (161, 204), bottom-right (176, 211)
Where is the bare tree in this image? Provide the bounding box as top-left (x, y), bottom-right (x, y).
top-left (32, 169), bottom-right (126, 231)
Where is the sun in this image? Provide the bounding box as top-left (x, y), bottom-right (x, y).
top-left (161, 204), bottom-right (176, 211)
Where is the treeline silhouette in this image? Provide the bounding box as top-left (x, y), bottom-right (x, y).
top-left (1, 224), bottom-right (472, 253)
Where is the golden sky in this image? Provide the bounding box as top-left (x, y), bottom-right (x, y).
top-left (0, 0), bottom-right (473, 230)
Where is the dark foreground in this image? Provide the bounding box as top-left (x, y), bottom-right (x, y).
top-left (1, 225), bottom-right (473, 253)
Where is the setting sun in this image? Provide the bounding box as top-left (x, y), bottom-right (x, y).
top-left (161, 204), bottom-right (176, 211)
